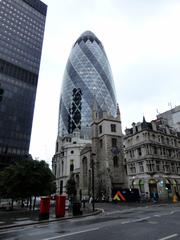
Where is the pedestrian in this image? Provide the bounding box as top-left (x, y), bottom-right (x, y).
top-left (89, 196), bottom-right (93, 204)
top-left (89, 196), bottom-right (94, 210)
top-left (81, 196), bottom-right (86, 208)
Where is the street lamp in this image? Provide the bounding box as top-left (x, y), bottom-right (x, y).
top-left (91, 152), bottom-right (96, 211)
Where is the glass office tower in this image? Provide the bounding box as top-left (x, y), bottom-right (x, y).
top-left (58, 31), bottom-right (117, 138)
top-left (0, 0), bottom-right (47, 165)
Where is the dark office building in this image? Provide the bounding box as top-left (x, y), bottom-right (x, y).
top-left (58, 31), bottom-right (117, 138)
top-left (0, 0), bottom-right (47, 167)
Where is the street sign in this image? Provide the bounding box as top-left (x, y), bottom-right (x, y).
top-left (113, 191), bottom-right (126, 202)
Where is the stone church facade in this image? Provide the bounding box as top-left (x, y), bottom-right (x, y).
top-left (80, 106), bottom-right (127, 201)
top-left (52, 105), bottom-right (127, 201)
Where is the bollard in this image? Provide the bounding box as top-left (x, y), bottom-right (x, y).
top-left (172, 194), bottom-right (177, 203)
top-left (72, 202), bottom-right (82, 216)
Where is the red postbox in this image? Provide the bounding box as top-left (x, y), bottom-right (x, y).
top-left (39, 196), bottom-right (50, 220)
top-left (55, 195), bottom-right (66, 218)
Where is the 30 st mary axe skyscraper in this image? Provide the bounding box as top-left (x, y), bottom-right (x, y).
top-left (0, 0), bottom-right (47, 165)
top-left (58, 31), bottom-right (117, 138)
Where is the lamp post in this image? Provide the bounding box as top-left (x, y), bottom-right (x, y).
top-left (91, 153), bottom-right (96, 211)
top-left (0, 83), bottom-right (4, 102)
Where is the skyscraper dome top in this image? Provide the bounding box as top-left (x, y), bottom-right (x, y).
top-left (74, 30), bottom-right (103, 47)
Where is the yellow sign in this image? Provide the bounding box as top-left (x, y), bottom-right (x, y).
top-left (113, 194), bottom-right (121, 201)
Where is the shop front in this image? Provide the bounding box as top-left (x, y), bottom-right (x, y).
top-left (129, 176), bottom-right (180, 202)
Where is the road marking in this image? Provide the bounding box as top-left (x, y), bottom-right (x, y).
top-left (0, 223), bottom-right (47, 235)
top-left (148, 221), bottom-right (158, 224)
top-left (158, 233), bottom-right (178, 240)
top-left (121, 220), bottom-right (131, 224)
top-left (121, 216), bottom-right (150, 224)
top-left (105, 210), bottom-right (122, 215)
top-left (131, 216), bottom-right (150, 223)
top-left (41, 227), bottom-right (99, 240)
top-left (0, 228), bottom-right (25, 235)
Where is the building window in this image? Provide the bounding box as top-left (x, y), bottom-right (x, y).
top-left (70, 160), bottom-right (74, 172)
top-left (61, 161), bottom-right (64, 175)
top-left (154, 146), bottom-right (157, 155)
top-left (100, 139), bottom-right (103, 148)
top-left (152, 134), bottom-right (156, 140)
top-left (82, 157), bottom-right (87, 187)
top-left (71, 150), bottom-right (74, 154)
top-left (146, 160), bottom-right (155, 172)
top-left (111, 124), bottom-right (116, 132)
top-left (56, 142), bottom-right (58, 152)
top-left (171, 163), bottom-right (175, 173)
top-left (60, 180), bottom-right (63, 194)
top-left (99, 125), bottom-right (102, 134)
top-left (137, 147), bottom-right (142, 156)
top-left (129, 163), bottom-right (136, 173)
top-left (163, 148), bottom-right (166, 155)
top-left (156, 160), bottom-right (160, 171)
top-left (163, 161), bottom-right (170, 173)
top-left (138, 162), bottom-right (144, 172)
top-left (112, 138), bottom-right (117, 147)
top-left (167, 149), bottom-right (172, 157)
top-left (113, 156), bottom-right (118, 167)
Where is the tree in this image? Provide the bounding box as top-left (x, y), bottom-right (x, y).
top-left (66, 174), bottom-right (77, 202)
top-left (0, 159), bottom-right (56, 209)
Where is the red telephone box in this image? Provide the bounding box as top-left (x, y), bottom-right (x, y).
top-left (55, 195), bottom-right (66, 218)
top-left (39, 196), bottom-right (50, 220)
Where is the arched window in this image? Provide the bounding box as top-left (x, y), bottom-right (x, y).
top-left (113, 156), bottom-right (118, 167)
top-left (61, 161), bottom-right (64, 175)
top-left (76, 175), bottom-right (79, 188)
top-left (82, 157), bottom-right (87, 174)
top-left (70, 160), bottom-right (74, 172)
top-left (82, 157), bottom-right (88, 187)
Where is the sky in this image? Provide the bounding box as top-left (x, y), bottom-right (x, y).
top-left (29, 0), bottom-right (180, 166)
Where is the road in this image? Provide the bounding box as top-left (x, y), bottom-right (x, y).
top-left (0, 203), bottom-right (180, 240)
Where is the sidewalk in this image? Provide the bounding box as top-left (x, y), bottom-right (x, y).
top-left (0, 204), bottom-right (99, 230)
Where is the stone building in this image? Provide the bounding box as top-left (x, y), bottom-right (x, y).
top-left (80, 105), bottom-right (127, 201)
top-left (52, 129), bottom-right (91, 195)
top-left (157, 105), bottom-right (180, 132)
top-left (124, 117), bottom-right (180, 201)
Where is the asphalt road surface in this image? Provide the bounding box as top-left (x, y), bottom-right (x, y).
top-left (0, 203), bottom-right (180, 240)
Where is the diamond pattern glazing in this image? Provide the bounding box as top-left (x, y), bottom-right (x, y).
top-left (58, 31), bottom-right (117, 138)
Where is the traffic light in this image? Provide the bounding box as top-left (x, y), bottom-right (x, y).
top-left (0, 84), bottom-right (4, 102)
